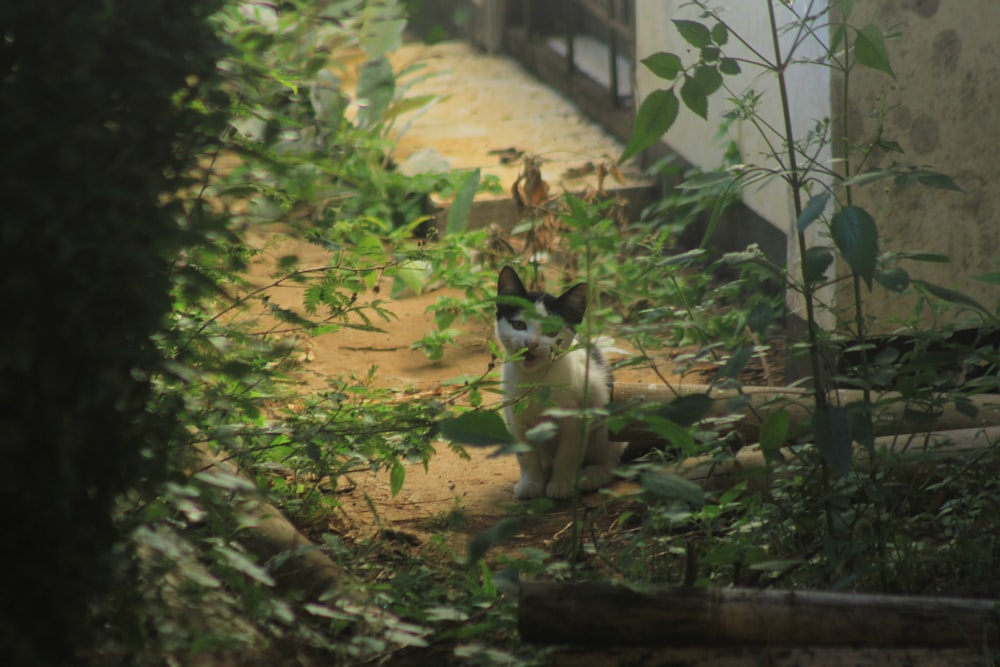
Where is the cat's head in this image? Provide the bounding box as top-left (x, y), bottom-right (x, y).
top-left (495, 265), bottom-right (587, 371)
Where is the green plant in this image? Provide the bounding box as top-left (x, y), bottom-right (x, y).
top-left (1, 1), bottom-right (229, 662)
top-left (47, 0), bottom-right (519, 661)
top-left (615, 0), bottom-right (1000, 591)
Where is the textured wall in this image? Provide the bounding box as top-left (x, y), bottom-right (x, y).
top-left (634, 1), bottom-right (836, 329)
top-left (634, 1), bottom-right (1000, 333)
top-left (835, 0), bottom-right (1000, 330)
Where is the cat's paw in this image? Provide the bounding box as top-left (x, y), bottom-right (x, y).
top-left (579, 465), bottom-right (615, 492)
top-left (514, 479), bottom-right (545, 499)
top-left (545, 480), bottom-right (575, 499)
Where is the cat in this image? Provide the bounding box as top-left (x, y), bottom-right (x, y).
top-left (494, 265), bottom-right (622, 499)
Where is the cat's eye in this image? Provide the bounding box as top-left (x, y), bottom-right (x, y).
top-left (511, 320), bottom-right (527, 331)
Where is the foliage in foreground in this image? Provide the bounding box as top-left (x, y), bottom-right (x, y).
top-left (0, 1), bottom-right (227, 663)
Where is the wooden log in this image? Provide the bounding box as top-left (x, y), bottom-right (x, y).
top-left (551, 646), bottom-right (988, 667)
top-left (192, 447), bottom-right (347, 599)
top-left (611, 382), bottom-right (1000, 445)
top-left (665, 425), bottom-right (1000, 493)
top-left (519, 582), bottom-right (1000, 648)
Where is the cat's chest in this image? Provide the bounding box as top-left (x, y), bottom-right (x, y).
top-left (501, 349), bottom-right (609, 423)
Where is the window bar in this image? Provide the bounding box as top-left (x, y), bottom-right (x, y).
top-left (565, 0), bottom-right (576, 76)
top-left (608, 0), bottom-right (620, 107)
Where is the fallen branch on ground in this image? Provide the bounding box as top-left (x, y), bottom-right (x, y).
top-left (519, 581), bottom-right (1000, 648)
top-left (611, 382), bottom-right (1000, 445)
top-left (664, 425), bottom-right (1000, 492)
top-left (192, 447), bottom-right (347, 599)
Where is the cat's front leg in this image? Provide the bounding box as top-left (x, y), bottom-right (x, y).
top-left (514, 450), bottom-right (547, 499)
top-left (579, 424), bottom-right (619, 491)
top-left (545, 417), bottom-right (583, 499)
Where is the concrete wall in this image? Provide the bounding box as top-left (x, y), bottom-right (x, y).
top-left (635, 0), bottom-right (1000, 332)
top-left (635, 0), bottom-right (834, 328)
top-left (835, 0), bottom-right (1000, 329)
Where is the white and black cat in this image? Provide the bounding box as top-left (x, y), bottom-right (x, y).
top-left (495, 265), bottom-right (622, 499)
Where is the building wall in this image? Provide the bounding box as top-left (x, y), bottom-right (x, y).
top-left (835, 0), bottom-right (1000, 329)
top-left (635, 0), bottom-right (1000, 332)
top-left (635, 0), bottom-right (834, 329)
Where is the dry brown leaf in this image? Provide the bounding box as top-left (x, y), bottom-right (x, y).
top-left (482, 224), bottom-right (516, 267)
top-left (597, 155), bottom-right (625, 194)
top-left (488, 146), bottom-right (525, 164)
top-left (562, 162), bottom-right (596, 179)
top-left (512, 154), bottom-right (549, 213)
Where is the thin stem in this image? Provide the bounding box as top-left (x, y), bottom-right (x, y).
top-left (767, 0), bottom-right (827, 410)
top-left (840, 20), bottom-right (872, 406)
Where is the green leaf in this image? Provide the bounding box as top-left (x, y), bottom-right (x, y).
top-left (642, 52), bottom-right (684, 80)
top-left (383, 93), bottom-right (436, 121)
top-left (797, 192), bottom-right (831, 232)
top-left (525, 421), bottom-right (558, 444)
top-left (875, 266), bottom-right (910, 292)
top-left (972, 271), bottom-right (1000, 285)
top-left (620, 88), bottom-right (679, 163)
top-left (912, 279), bottom-right (991, 314)
top-left (194, 469), bottom-right (256, 493)
top-left (214, 545), bottom-right (275, 587)
top-left (749, 559), bottom-right (806, 572)
top-left (840, 168), bottom-right (893, 188)
top-left (717, 346), bottom-right (752, 380)
top-left (355, 56), bottom-right (395, 127)
top-left (445, 168), bottom-right (480, 235)
top-left (831, 206), bottom-right (879, 289)
top-left (898, 251), bottom-right (950, 263)
top-left (641, 416), bottom-right (695, 450)
top-left (680, 75), bottom-right (708, 119)
top-left (953, 397), bottom-right (979, 419)
top-left (673, 20), bottom-right (713, 48)
top-left (830, 23), bottom-right (846, 53)
top-left (390, 461), bottom-right (406, 496)
top-left (812, 405), bottom-right (853, 476)
top-left (439, 411), bottom-right (515, 446)
top-left (747, 301), bottom-right (774, 335)
top-left (361, 17), bottom-right (406, 58)
top-left (853, 23), bottom-right (895, 79)
top-left (692, 64), bottom-right (724, 96)
top-left (678, 170), bottom-right (733, 190)
top-left (915, 170), bottom-right (962, 191)
top-left (759, 408), bottom-right (791, 456)
top-left (804, 246), bottom-right (834, 283)
top-left (639, 471), bottom-right (705, 507)
top-left (657, 248), bottom-right (709, 266)
top-left (718, 58), bottom-right (742, 75)
top-left (711, 23), bottom-right (729, 46)
top-left (392, 259), bottom-right (429, 296)
top-left (849, 403), bottom-right (875, 453)
top-left (467, 516), bottom-right (520, 563)
top-left (657, 393), bottom-right (713, 427)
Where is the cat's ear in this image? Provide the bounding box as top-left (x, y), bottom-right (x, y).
top-left (497, 265), bottom-right (528, 298)
top-left (556, 282), bottom-right (588, 324)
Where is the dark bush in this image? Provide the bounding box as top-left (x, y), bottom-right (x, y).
top-left (0, 2), bottom-right (227, 663)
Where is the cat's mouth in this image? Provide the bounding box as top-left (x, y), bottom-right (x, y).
top-left (520, 350), bottom-right (544, 368)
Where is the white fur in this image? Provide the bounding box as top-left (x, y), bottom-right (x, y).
top-left (496, 305), bottom-right (621, 500)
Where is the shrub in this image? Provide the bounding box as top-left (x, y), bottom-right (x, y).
top-left (0, 2), bottom-right (227, 662)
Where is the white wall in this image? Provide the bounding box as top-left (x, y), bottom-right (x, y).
top-left (635, 1), bottom-right (833, 325)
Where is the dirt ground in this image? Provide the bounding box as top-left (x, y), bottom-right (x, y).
top-left (243, 228), bottom-right (674, 558)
